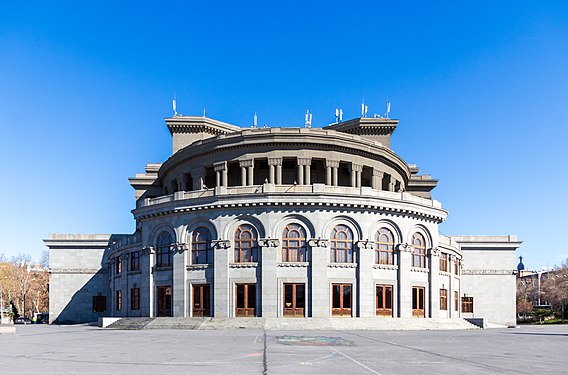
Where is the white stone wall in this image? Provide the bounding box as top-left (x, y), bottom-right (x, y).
top-left (455, 236), bottom-right (521, 326)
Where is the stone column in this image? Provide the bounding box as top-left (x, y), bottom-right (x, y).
top-left (397, 243), bottom-right (413, 318)
top-left (305, 163), bottom-right (311, 185)
top-left (142, 246), bottom-right (155, 317)
top-left (177, 179), bottom-right (184, 192)
top-left (214, 161), bottom-right (227, 187)
top-left (212, 239), bottom-right (231, 317)
top-left (450, 255), bottom-right (458, 318)
top-left (308, 238), bottom-right (329, 317)
top-left (239, 159), bottom-right (253, 186)
top-left (297, 164), bottom-right (304, 185)
top-left (372, 169), bottom-right (384, 190)
top-left (428, 248), bottom-right (440, 317)
top-left (350, 164), bottom-right (362, 188)
top-left (388, 175), bottom-right (396, 192)
top-left (247, 164), bottom-right (254, 186)
top-left (191, 167), bottom-right (206, 190)
top-left (172, 242), bottom-right (188, 317)
top-left (326, 160), bottom-right (339, 186)
top-left (298, 158), bottom-right (311, 185)
top-left (326, 164), bottom-right (332, 185)
top-left (258, 238), bottom-right (280, 317)
top-left (268, 164), bottom-right (275, 183)
top-left (357, 240), bottom-right (375, 317)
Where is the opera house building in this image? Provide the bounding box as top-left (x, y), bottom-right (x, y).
top-left (45, 113), bottom-right (521, 327)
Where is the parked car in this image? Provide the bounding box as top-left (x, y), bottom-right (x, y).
top-left (14, 317), bottom-right (32, 324)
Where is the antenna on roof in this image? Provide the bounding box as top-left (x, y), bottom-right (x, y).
top-left (203, 108), bottom-right (206, 118)
top-left (305, 110), bottom-right (312, 128)
top-left (172, 95), bottom-right (178, 117)
top-left (385, 98), bottom-right (391, 119)
top-left (253, 112), bottom-right (258, 128)
top-left (335, 108), bottom-right (343, 123)
top-left (361, 99), bottom-right (368, 118)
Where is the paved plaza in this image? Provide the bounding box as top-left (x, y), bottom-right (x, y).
top-left (0, 324), bottom-right (566, 374)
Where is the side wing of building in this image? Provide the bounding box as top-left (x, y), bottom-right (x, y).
top-left (454, 235), bottom-right (522, 326)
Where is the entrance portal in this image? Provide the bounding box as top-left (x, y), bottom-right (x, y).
top-left (157, 286), bottom-right (172, 317)
top-left (235, 283), bottom-right (256, 317)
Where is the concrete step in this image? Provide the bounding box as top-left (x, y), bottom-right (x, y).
top-left (105, 317), bottom-right (479, 331)
top-left (107, 317), bottom-right (155, 329)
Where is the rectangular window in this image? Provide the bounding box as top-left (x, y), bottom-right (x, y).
top-left (455, 259), bottom-right (459, 275)
top-left (440, 289), bottom-right (448, 310)
top-left (116, 290), bottom-right (122, 311)
top-left (462, 297), bottom-right (473, 313)
top-left (115, 257), bottom-right (122, 274)
top-left (130, 251), bottom-right (140, 271)
top-left (439, 253), bottom-right (448, 272)
top-left (130, 288), bottom-right (140, 310)
top-left (454, 291), bottom-right (459, 311)
top-left (92, 295), bottom-right (106, 312)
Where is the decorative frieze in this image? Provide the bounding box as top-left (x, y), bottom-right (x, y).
top-left (229, 262), bottom-right (258, 268)
top-left (328, 263), bottom-right (358, 268)
top-left (356, 240), bottom-right (375, 250)
top-left (461, 269), bottom-right (516, 276)
top-left (258, 238), bottom-right (280, 247)
top-left (50, 268), bottom-right (103, 275)
top-left (277, 262), bottom-right (309, 268)
top-left (211, 239), bottom-right (231, 249)
top-left (397, 243), bottom-right (413, 252)
top-left (308, 238), bottom-right (329, 247)
top-left (428, 247), bottom-right (440, 257)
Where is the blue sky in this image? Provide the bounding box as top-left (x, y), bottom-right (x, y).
top-left (1, 1), bottom-right (567, 270)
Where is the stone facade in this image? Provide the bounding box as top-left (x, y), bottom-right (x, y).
top-left (45, 115), bottom-right (521, 325)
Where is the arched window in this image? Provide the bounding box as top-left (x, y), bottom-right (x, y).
top-left (412, 232), bottom-right (426, 268)
top-left (234, 224), bottom-right (258, 263)
top-left (282, 224), bottom-right (307, 262)
top-left (156, 231), bottom-right (174, 267)
top-left (330, 224), bottom-right (354, 263)
top-left (375, 228), bottom-right (394, 265)
top-left (191, 227), bottom-right (212, 264)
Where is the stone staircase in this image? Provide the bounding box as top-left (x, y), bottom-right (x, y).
top-left (106, 317), bottom-right (479, 331)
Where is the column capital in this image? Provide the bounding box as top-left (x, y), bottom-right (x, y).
top-left (450, 254), bottom-right (457, 262)
top-left (211, 239), bottom-right (231, 249)
top-left (308, 238), bottom-right (329, 248)
top-left (297, 157), bottom-right (312, 166)
top-left (397, 243), bottom-right (413, 253)
top-left (428, 247), bottom-right (440, 257)
top-left (239, 159), bottom-right (254, 168)
top-left (356, 240), bottom-right (375, 249)
top-left (213, 161), bottom-right (227, 172)
top-left (372, 169), bottom-right (384, 177)
top-left (268, 157), bottom-right (282, 166)
top-left (258, 238), bottom-right (280, 247)
top-left (141, 246), bottom-right (155, 255)
top-left (325, 159), bottom-right (340, 168)
top-left (350, 163), bottom-right (363, 172)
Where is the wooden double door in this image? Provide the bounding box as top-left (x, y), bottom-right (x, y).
top-left (192, 284), bottom-right (211, 317)
top-left (157, 286), bottom-right (172, 317)
top-left (412, 286), bottom-right (425, 318)
top-left (236, 284), bottom-right (256, 317)
top-left (332, 283), bottom-right (352, 317)
top-left (283, 283), bottom-right (305, 317)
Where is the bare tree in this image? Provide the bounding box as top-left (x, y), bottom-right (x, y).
top-left (541, 260), bottom-right (568, 319)
top-left (0, 254), bottom-right (49, 320)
